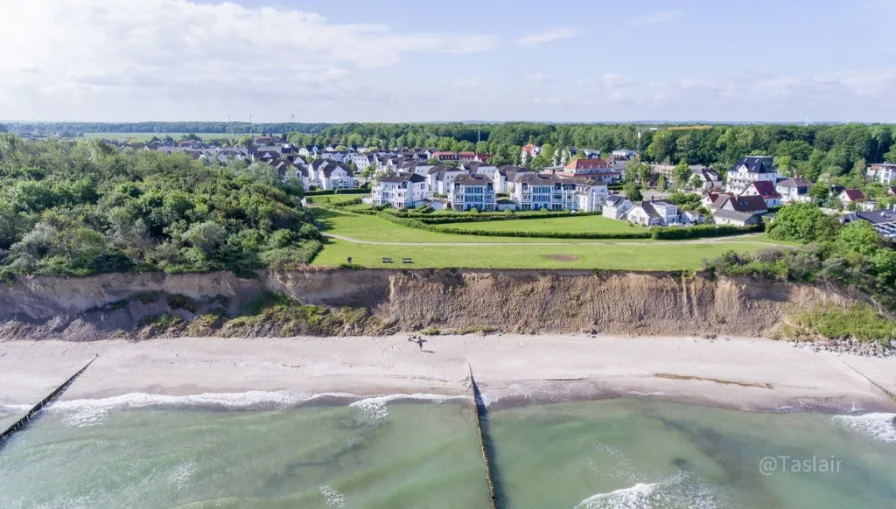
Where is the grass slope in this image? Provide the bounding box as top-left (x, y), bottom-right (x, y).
top-left (446, 214), bottom-right (645, 234)
top-left (312, 210), bottom-right (785, 270)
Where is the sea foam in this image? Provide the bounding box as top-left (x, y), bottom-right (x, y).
top-left (833, 413), bottom-right (896, 444)
top-left (575, 471), bottom-right (722, 509)
top-left (349, 393), bottom-right (469, 420)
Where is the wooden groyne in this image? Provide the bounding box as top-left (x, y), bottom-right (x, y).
top-left (468, 364), bottom-right (499, 509)
top-left (0, 356), bottom-right (98, 447)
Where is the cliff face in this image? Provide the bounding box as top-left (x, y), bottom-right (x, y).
top-left (0, 269), bottom-right (855, 340)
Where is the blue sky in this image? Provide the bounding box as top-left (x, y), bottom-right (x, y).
top-left (1, 0), bottom-right (895, 122)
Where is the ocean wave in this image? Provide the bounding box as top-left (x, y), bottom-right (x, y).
top-left (833, 413), bottom-right (896, 444)
top-left (575, 471), bottom-right (722, 509)
top-left (349, 393), bottom-right (469, 420)
top-left (320, 485), bottom-right (347, 507)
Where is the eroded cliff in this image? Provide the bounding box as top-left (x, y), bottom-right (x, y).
top-left (0, 269), bottom-right (857, 340)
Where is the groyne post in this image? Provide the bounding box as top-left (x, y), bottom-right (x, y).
top-left (0, 355), bottom-right (98, 447)
top-left (468, 363), bottom-right (499, 509)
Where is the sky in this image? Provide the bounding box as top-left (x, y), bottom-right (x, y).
top-left (1, 0), bottom-right (895, 123)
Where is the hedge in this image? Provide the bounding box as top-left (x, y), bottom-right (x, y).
top-left (650, 223), bottom-right (763, 239)
top-left (376, 212), bottom-right (652, 239)
top-left (304, 188), bottom-right (370, 196)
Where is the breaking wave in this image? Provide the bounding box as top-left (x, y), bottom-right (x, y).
top-left (833, 413), bottom-right (896, 444)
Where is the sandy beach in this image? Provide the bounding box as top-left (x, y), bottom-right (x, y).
top-left (1, 334), bottom-right (895, 412)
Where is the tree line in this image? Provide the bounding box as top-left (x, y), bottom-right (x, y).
top-left (0, 135), bottom-right (320, 278)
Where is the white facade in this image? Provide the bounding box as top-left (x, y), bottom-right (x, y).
top-left (725, 156), bottom-right (778, 194)
top-left (449, 176), bottom-right (496, 211)
top-left (317, 164), bottom-right (355, 191)
top-left (371, 173), bottom-right (429, 209)
top-left (627, 201), bottom-right (679, 227)
top-left (602, 196), bottom-right (633, 220)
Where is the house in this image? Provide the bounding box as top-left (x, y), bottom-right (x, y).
top-left (493, 165), bottom-right (534, 194)
top-left (627, 200), bottom-right (679, 227)
top-left (838, 189), bottom-right (866, 207)
top-left (611, 149), bottom-right (637, 159)
top-left (348, 152), bottom-right (374, 172)
top-left (867, 163), bottom-right (896, 185)
top-left (711, 194), bottom-right (768, 215)
top-left (449, 174), bottom-right (496, 211)
top-left (725, 156), bottom-right (778, 194)
top-left (417, 197), bottom-right (450, 211)
top-left (775, 178), bottom-right (812, 204)
top-left (697, 168), bottom-right (723, 190)
top-left (740, 181), bottom-right (781, 208)
top-left (457, 151), bottom-right (477, 162)
top-left (602, 195), bottom-right (633, 220)
top-left (432, 151), bottom-right (457, 161)
top-left (371, 173), bottom-right (429, 209)
top-left (320, 151), bottom-right (349, 163)
top-left (496, 198), bottom-right (517, 211)
top-left (297, 145), bottom-right (320, 157)
top-left (520, 144), bottom-right (540, 164)
top-left (312, 160), bottom-right (355, 190)
top-left (558, 159), bottom-right (619, 183)
top-left (511, 173), bottom-right (576, 211)
top-left (712, 209), bottom-right (762, 226)
top-left (574, 180), bottom-right (610, 212)
top-left (469, 164), bottom-right (499, 181)
top-left (842, 209), bottom-right (896, 240)
top-left (427, 166), bottom-right (469, 195)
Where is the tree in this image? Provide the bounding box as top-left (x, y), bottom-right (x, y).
top-left (767, 203), bottom-right (834, 243)
top-left (623, 182), bottom-right (643, 202)
top-left (835, 221), bottom-right (882, 257)
top-left (689, 174), bottom-right (703, 190)
top-left (776, 155), bottom-right (794, 177)
top-left (808, 184), bottom-right (829, 203)
top-left (672, 160), bottom-right (690, 189)
top-left (656, 175), bottom-right (667, 191)
top-left (181, 221), bottom-right (227, 256)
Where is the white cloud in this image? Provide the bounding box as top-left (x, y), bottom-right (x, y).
top-left (601, 73), bottom-right (634, 88)
top-left (515, 27), bottom-right (579, 47)
top-left (628, 10), bottom-right (684, 26)
top-left (0, 0), bottom-right (498, 120)
top-left (453, 77), bottom-right (482, 89)
top-left (525, 72), bottom-right (552, 83)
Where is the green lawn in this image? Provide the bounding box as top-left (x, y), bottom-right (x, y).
top-left (446, 214), bottom-right (645, 234)
top-left (311, 209), bottom-right (789, 269)
top-left (312, 237), bottom-right (778, 270)
top-left (312, 194), bottom-right (370, 206)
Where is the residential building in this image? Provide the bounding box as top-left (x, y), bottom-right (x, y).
top-left (431, 151), bottom-right (457, 162)
top-left (297, 145), bottom-right (319, 157)
top-left (838, 189), bottom-right (866, 207)
top-left (320, 151), bottom-right (349, 163)
top-left (611, 149), bottom-right (637, 159)
top-left (510, 173), bottom-right (574, 211)
top-left (312, 160), bottom-right (355, 190)
top-left (602, 195), bottom-right (633, 220)
top-left (520, 144), bottom-right (540, 163)
top-left (842, 209), bottom-right (896, 240)
top-left (867, 163), bottom-right (896, 185)
top-left (558, 158), bottom-right (620, 183)
top-left (627, 200), bottom-right (680, 227)
top-left (740, 181), bottom-right (781, 208)
top-left (493, 165), bottom-right (533, 194)
top-left (449, 174), bottom-right (496, 211)
top-left (574, 180), bottom-right (611, 212)
top-left (725, 156), bottom-right (778, 194)
top-left (417, 197), bottom-right (450, 211)
top-left (371, 173), bottom-right (429, 209)
top-left (348, 152), bottom-right (374, 172)
top-left (776, 178), bottom-right (812, 203)
top-left (427, 166), bottom-right (469, 195)
top-left (697, 168), bottom-right (723, 190)
top-left (711, 194), bottom-right (768, 215)
top-left (713, 209), bottom-right (762, 226)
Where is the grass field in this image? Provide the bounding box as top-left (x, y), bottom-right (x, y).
top-left (311, 194), bottom-right (370, 206)
top-left (311, 210), bottom-right (789, 270)
top-left (80, 132), bottom-right (244, 141)
top-left (446, 214), bottom-right (645, 234)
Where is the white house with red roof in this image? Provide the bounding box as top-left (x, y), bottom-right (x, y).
top-left (838, 189), bottom-right (867, 207)
top-left (558, 159), bottom-right (620, 183)
top-left (739, 180), bottom-right (781, 207)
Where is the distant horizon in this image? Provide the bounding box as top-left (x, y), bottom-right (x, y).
top-left (5, 120), bottom-right (892, 127)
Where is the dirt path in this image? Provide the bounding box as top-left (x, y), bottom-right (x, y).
top-left (322, 232), bottom-right (782, 247)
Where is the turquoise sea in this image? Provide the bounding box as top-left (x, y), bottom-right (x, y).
top-left (0, 394), bottom-right (894, 508)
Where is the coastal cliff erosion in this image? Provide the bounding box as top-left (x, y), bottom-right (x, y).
top-left (0, 269), bottom-right (855, 340)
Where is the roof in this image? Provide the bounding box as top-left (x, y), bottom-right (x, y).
top-left (855, 210), bottom-right (896, 225)
top-left (378, 172), bottom-right (426, 184)
top-left (496, 198), bottom-right (515, 205)
top-left (776, 177), bottom-right (811, 189)
top-left (713, 209), bottom-right (760, 223)
top-left (888, 186), bottom-right (896, 196)
top-left (700, 169), bottom-right (722, 181)
top-left (453, 174), bottom-right (493, 186)
top-left (840, 189), bottom-right (866, 202)
top-left (747, 180), bottom-right (781, 198)
top-left (712, 194), bottom-right (768, 213)
top-left (636, 202), bottom-right (661, 219)
top-left (604, 195), bottom-right (629, 207)
top-left (565, 158), bottom-right (610, 171)
top-left (732, 156), bottom-right (776, 174)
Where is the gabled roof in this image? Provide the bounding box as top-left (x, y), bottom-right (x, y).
top-left (713, 209), bottom-right (760, 223)
top-left (378, 172), bottom-right (427, 184)
top-left (712, 194), bottom-right (768, 213)
top-left (637, 202), bottom-right (661, 219)
top-left (732, 156), bottom-right (775, 174)
top-left (776, 177), bottom-right (811, 189)
top-left (453, 174), bottom-right (492, 186)
top-left (856, 210), bottom-right (896, 225)
top-left (746, 180), bottom-right (781, 199)
top-left (840, 189), bottom-right (866, 202)
top-left (565, 158), bottom-right (610, 171)
top-left (604, 195), bottom-right (630, 207)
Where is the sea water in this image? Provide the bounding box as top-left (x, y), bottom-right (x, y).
top-left (0, 395), bottom-right (894, 508)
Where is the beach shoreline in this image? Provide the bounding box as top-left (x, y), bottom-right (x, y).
top-left (1, 334), bottom-right (895, 413)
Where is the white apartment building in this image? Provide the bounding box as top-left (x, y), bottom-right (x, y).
top-left (371, 173), bottom-right (429, 209)
top-left (725, 156), bottom-right (778, 194)
top-left (449, 174), bottom-right (496, 211)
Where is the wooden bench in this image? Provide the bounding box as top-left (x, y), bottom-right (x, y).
top-left (382, 257), bottom-right (393, 264)
top-left (402, 258), bottom-right (413, 264)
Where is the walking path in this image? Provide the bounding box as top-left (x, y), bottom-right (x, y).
top-left (322, 232), bottom-right (783, 248)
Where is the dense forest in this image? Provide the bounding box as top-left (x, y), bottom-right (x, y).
top-left (0, 134), bottom-right (319, 278)
top-left (13, 122), bottom-right (896, 181)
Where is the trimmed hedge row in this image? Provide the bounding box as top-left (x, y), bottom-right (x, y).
top-left (304, 188), bottom-right (369, 196)
top-left (649, 223), bottom-right (764, 239)
top-left (375, 212), bottom-right (652, 239)
top-left (376, 212), bottom-right (763, 240)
